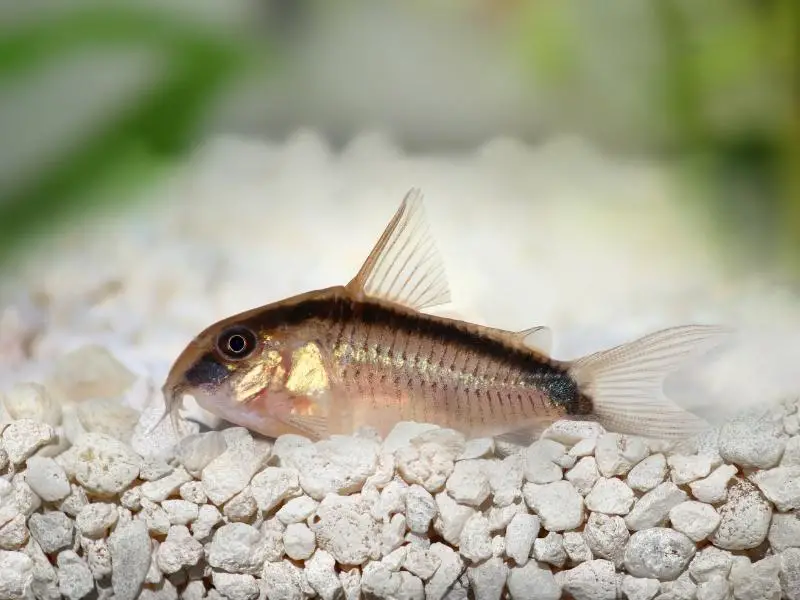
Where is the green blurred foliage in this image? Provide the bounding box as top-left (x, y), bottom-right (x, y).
top-left (512, 0), bottom-right (798, 279)
top-left (0, 3), bottom-right (272, 269)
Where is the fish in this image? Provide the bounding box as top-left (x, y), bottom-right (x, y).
top-left (160, 188), bottom-right (731, 445)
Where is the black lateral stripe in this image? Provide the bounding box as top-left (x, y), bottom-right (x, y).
top-left (248, 296), bottom-right (592, 414)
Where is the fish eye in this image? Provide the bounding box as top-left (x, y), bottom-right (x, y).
top-left (216, 326), bottom-right (257, 360)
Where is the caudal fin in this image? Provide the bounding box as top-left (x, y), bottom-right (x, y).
top-left (568, 324), bottom-right (733, 440)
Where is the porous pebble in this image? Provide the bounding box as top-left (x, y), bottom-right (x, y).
top-left (0, 399), bottom-right (798, 598)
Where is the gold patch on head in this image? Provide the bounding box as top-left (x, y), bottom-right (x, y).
top-left (286, 342), bottom-right (329, 396)
top-left (232, 349), bottom-right (285, 402)
top-left (233, 363), bottom-right (270, 402)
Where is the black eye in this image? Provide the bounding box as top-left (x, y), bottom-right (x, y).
top-left (217, 326), bottom-right (257, 360)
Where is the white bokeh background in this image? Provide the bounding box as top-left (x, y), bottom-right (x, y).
top-left (1, 130), bottom-right (798, 430)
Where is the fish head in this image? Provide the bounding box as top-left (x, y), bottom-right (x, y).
top-left (162, 312), bottom-right (294, 435)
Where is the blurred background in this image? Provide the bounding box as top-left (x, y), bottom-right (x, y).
top-left (0, 0), bottom-right (798, 422)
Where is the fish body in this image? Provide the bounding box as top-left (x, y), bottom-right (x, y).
top-left (163, 189), bottom-right (730, 443)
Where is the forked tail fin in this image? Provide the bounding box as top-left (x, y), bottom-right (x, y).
top-left (568, 324), bottom-right (733, 440)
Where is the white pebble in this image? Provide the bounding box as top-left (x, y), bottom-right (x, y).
top-left (780, 435), bottom-right (800, 467)
top-left (583, 512), bottom-right (629, 568)
top-left (381, 422), bottom-right (440, 455)
top-left (689, 464), bottom-right (738, 504)
top-left (668, 501), bottom-right (721, 542)
top-left (563, 531), bottom-right (593, 565)
top-left (137, 498), bottom-right (170, 537)
top-left (156, 525), bottom-right (203, 574)
top-left (370, 479), bottom-right (408, 521)
top-left (0, 549), bottom-right (34, 600)
top-left (223, 488), bottom-right (257, 523)
top-left (201, 428), bottom-right (270, 506)
top-left (534, 532), bottom-right (567, 568)
top-left (175, 431), bottom-right (227, 477)
top-left (667, 453), bottom-right (714, 485)
top-left (339, 566), bottom-right (361, 600)
top-left (696, 576), bottom-right (732, 600)
top-left (624, 527), bottom-right (696, 581)
top-left (505, 512), bottom-right (540, 565)
top-left (466, 556), bottom-right (508, 600)
top-left (585, 477), bottom-right (635, 515)
top-left (380, 513), bottom-right (406, 556)
top-left (2, 419), bottom-right (56, 464)
top-left (304, 549), bottom-right (343, 600)
top-left (709, 478), bottom-right (772, 550)
top-left (780, 548), bottom-right (800, 600)
top-left (424, 543), bottom-right (464, 600)
top-left (283, 523), bottom-right (316, 561)
top-left (190, 504), bottom-right (221, 541)
top-left (206, 522), bottom-right (274, 575)
top-left (768, 511), bottom-right (800, 551)
top-left (659, 571), bottom-right (698, 599)
top-left (459, 437), bottom-right (494, 460)
top-left (624, 481), bottom-right (687, 531)
top-left (140, 466), bottom-right (192, 503)
top-left (626, 453), bottom-right (667, 493)
top-left (403, 545), bottom-right (441, 580)
top-left (621, 575), bottom-right (660, 600)
top-left (595, 433), bottom-right (649, 478)
top-left (1, 383), bottom-right (62, 427)
top-left (729, 555), bottom-right (783, 600)
top-left (76, 398), bottom-right (140, 444)
top-left (281, 435), bottom-right (378, 501)
top-left (562, 559), bottom-right (616, 600)
top-left (76, 503), bottom-right (118, 538)
top-left (179, 481), bottom-right (207, 505)
top-left (362, 560), bottom-right (423, 600)
top-left (0, 514), bottom-right (28, 550)
top-left (433, 492), bottom-right (475, 545)
top-left (210, 571), bottom-right (259, 600)
top-left (396, 441), bottom-right (456, 494)
top-left (446, 460), bottom-right (490, 507)
top-left (565, 456), bottom-right (600, 495)
top-left (56, 550), bottom-right (94, 600)
top-left (524, 439), bottom-right (566, 484)
top-left (458, 513), bottom-right (492, 562)
top-left (507, 560), bottom-right (561, 600)
top-left (24, 456), bottom-right (70, 502)
top-left (541, 420), bottom-right (605, 445)
top-left (276, 495), bottom-right (319, 525)
top-left (108, 520), bottom-right (150, 600)
top-left (488, 454), bottom-right (524, 506)
top-left (48, 344), bottom-right (136, 403)
top-left (261, 559), bottom-right (310, 600)
top-left (71, 433), bottom-right (140, 496)
top-left (310, 495), bottom-right (380, 566)
top-left (569, 437), bottom-right (597, 457)
top-left (718, 411), bottom-right (786, 468)
top-left (28, 511), bottom-right (74, 554)
top-left (160, 499), bottom-right (199, 526)
top-left (404, 484), bottom-right (437, 535)
top-left (689, 546), bottom-right (734, 583)
top-left (250, 467), bottom-right (301, 513)
top-left (750, 465), bottom-right (800, 511)
top-left (523, 480), bottom-right (584, 531)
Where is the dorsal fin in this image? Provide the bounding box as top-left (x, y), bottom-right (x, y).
top-left (517, 326), bottom-right (553, 354)
top-left (483, 325), bottom-right (553, 355)
top-left (346, 188), bottom-right (452, 312)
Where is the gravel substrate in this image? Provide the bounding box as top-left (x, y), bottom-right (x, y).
top-left (0, 384), bottom-right (799, 599)
top-left (1, 132), bottom-right (799, 599)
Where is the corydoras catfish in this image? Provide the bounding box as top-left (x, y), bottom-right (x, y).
top-left (161, 189), bottom-right (730, 445)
